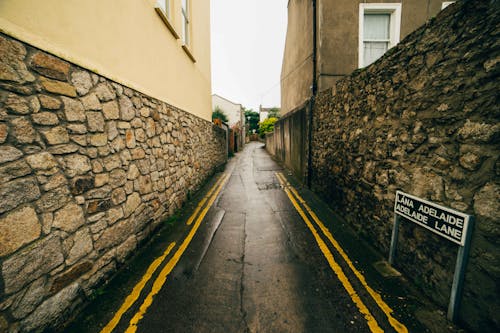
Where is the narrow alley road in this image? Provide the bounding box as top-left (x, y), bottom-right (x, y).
top-left (74, 142), bottom-right (420, 333)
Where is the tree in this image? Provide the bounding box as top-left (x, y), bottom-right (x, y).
top-left (267, 107), bottom-right (280, 119)
top-left (212, 106), bottom-right (228, 123)
top-left (244, 108), bottom-right (259, 134)
top-left (258, 117), bottom-right (278, 138)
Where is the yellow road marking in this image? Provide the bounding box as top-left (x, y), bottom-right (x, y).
top-left (100, 242), bottom-right (176, 333)
top-left (186, 174), bottom-right (226, 225)
top-left (125, 173), bottom-right (230, 333)
top-left (276, 173), bottom-right (383, 333)
top-left (277, 172), bottom-right (408, 333)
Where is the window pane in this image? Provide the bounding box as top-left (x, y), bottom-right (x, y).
top-left (364, 14), bottom-right (390, 40)
top-left (364, 41), bottom-right (388, 66)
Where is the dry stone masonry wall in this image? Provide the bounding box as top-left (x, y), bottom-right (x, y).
top-left (311, 1), bottom-right (498, 331)
top-left (0, 33), bottom-right (226, 332)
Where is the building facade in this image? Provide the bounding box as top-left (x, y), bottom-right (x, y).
top-left (0, 1), bottom-right (226, 331)
top-left (281, 0), bottom-right (455, 115)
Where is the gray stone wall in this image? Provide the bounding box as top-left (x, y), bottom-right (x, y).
top-left (311, 1), bottom-right (498, 331)
top-left (0, 33), bottom-right (226, 332)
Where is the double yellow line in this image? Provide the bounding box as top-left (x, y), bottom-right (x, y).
top-left (275, 172), bottom-right (408, 333)
top-left (101, 173), bottom-right (230, 333)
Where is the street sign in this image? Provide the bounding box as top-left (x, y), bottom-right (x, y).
top-left (394, 191), bottom-right (472, 246)
top-left (388, 190), bottom-right (475, 323)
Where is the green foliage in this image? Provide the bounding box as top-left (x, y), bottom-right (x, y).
top-left (258, 117), bottom-right (278, 137)
top-left (244, 108), bottom-right (260, 133)
top-left (267, 107), bottom-right (280, 119)
top-left (212, 106), bottom-right (228, 122)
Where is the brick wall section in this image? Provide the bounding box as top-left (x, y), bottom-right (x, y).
top-left (311, 1), bottom-right (498, 331)
top-left (0, 33), bottom-right (226, 332)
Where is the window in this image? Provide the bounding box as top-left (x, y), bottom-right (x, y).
top-left (441, 1), bottom-right (455, 9)
top-left (359, 4), bottom-right (401, 68)
top-left (155, 0), bottom-right (179, 39)
top-left (181, 0), bottom-right (190, 46)
top-left (157, 0), bottom-right (170, 19)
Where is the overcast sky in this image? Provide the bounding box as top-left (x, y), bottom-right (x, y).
top-left (210, 0), bottom-right (288, 112)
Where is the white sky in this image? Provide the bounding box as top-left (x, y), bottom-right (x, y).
top-left (210, 0), bottom-right (288, 112)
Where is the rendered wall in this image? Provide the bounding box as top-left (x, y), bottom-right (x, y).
top-left (0, 0), bottom-right (212, 121)
top-left (311, 1), bottom-right (499, 331)
top-left (0, 33), bottom-right (226, 332)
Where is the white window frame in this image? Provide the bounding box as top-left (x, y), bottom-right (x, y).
top-left (181, 0), bottom-right (190, 47)
top-left (441, 1), bottom-right (455, 9)
top-left (358, 3), bottom-right (402, 68)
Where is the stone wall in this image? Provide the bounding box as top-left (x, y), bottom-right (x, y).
top-left (0, 33), bottom-right (226, 332)
top-left (311, 1), bottom-right (499, 331)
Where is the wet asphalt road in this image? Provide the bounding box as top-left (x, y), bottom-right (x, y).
top-left (130, 142), bottom-right (373, 333)
top-left (68, 141), bottom-right (469, 333)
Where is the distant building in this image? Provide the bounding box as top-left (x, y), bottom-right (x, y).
top-left (212, 94), bottom-right (245, 151)
top-left (259, 106), bottom-right (280, 122)
top-left (281, 0), bottom-right (456, 115)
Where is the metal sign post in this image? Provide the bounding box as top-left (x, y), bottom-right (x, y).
top-left (388, 190), bottom-right (475, 323)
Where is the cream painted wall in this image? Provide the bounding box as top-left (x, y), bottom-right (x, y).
top-left (0, 0), bottom-right (212, 121)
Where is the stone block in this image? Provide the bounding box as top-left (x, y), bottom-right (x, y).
top-left (64, 154), bottom-right (91, 175)
top-left (94, 83), bottom-right (116, 102)
top-left (124, 192), bottom-right (141, 217)
top-left (5, 93), bottom-right (33, 115)
top-left (41, 126), bottom-right (70, 145)
top-left (0, 123), bottom-right (8, 143)
top-left (0, 177), bottom-right (40, 214)
top-left (127, 164), bottom-right (140, 180)
top-left (94, 173), bottom-right (109, 187)
top-left (474, 182), bottom-right (499, 221)
top-left (29, 52), bottom-right (70, 81)
top-left (71, 70), bottom-right (93, 96)
top-left (20, 283), bottom-right (80, 332)
top-left (80, 93), bottom-right (102, 111)
top-left (38, 94), bottom-right (62, 110)
top-left (53, 203), bottom-right (85, 233)
top-left (107, 206), bottom-right (124, 225)
top-left (457, 120), bottom-right (500, 143)
top-left (138, 175), bottom-right (153, 194)
top-left (131, 148), bottom-right (146, 160)
top-left (109, 169), bottom-right (126, 188)
top-left (89, 133), bottom-right (108, 147)
top-left (94, 217), bottom-right (134, 251)
top-left (61, 96), bottom-right (86, 122)
top-left (107, 121), bottom-right (119, 141)
top-left (103, 154), bottom-right (121, 171)
top-left (86, 111), bottom-right (105, 132)
top-left (0, 145), bottom-right (23, 164)
top-left (0, 159), bottom-right (31, 183)
top-left (50, 261), bottom-right (92, 294)
top-left (43, 173), bottom-right (67, 191)
top-left (86, 199), bottom-right (112, 214)
top-left (2, 235), bottom-right (64, 294)
top-left (32, 112), bottom-right (60, 125)
top-left (11, 117), bottom-right (36, 144)
top-left (63, 228), bottom-right (93, 265)
top-left (125, 128), bottom-right (136, 148)
top-left (0, 206), bottom-right (41, 257)
top-left (0, 35), bottom-right (35, 83)
top-left (40, 77), bottom-right (77, 97)
top-left (10, 277), bottom-right (48, 320)
top-left (115, 236), bottom-right (137, 263)
top-left (70, 176), bottom-right (95, 195)
top-left (102, 101), bottom-right (120, 120)
top-left (35, 186), bottom-right (71, 212)
top-left (48, 143), bottom-right (80, 155)
top-left (119, 96), bottom-right (135, 121)
top-left (26, 152), bottom-right (58, 170)
top-left (111, 187), bottom-right (127, 205)
top-left (67, 124), bottom-right (87, 134)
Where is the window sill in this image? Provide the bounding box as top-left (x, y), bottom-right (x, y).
top-left (155, 7), bottom-right (180, 39)
top-left (182, 44), bottom-right (196, 63)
